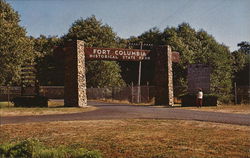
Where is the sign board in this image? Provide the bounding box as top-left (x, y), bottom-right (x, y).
top-left (84, 47), bottom-right (151, 61)
top-left (84, 47), bottom-right (180, 62)
top-left (187, 64), bottom-right (211, 93)
top-left (21, 65), bottom-right (37, 92)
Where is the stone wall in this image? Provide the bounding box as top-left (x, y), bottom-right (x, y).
top-left (64, 40), bottom-right (87, 107)
top-left (153, 45), bottom-right (174, 105)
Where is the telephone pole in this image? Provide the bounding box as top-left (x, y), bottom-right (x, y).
top-left (137, 42), bottom-right (142, 103)
top-left (128, 42), bottom-right (153, 103)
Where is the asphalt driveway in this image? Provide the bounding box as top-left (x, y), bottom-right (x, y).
top-left (1, 101), bottom-right (250, 125)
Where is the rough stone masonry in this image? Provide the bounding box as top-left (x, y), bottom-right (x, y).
top-left (153, 45), bottom-right (174, 106)
top-left (64, 40), bottom-right (87, 107)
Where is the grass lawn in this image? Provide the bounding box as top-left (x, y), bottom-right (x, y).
top-left (1, 119), bottom-right (249, 158)
top-left (0, 100), bottom-right (97, 116)
top-left (92, 99), bottom-right (250, 114)
top-left (179, 104), bottom-right (250, 114)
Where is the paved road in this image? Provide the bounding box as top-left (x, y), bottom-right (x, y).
top-left (1, 101), bottom-right (250, 126)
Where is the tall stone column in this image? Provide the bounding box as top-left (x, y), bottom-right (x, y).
top-left (64, 40), bottom-right (87, 107)
top-left (153, 45), bottom-right (174, 106)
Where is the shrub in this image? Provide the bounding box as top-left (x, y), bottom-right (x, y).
top-left (0, 143), bottom-right (12, 158)
top-left (33, 148), bottom-right (66, 158)
top-left (11, 96), bottom-right (48, 107)
top-left (73, 149), bottom-right (102, 158)
top-left (0, 139), bottom-right (102, 158)
top-left (0, 139), bottom-right (42, 158)
top-left (181, 94), bottom-right (218, 106)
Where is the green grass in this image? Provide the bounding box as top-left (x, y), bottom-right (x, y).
top-left (0, 139), bottom-right (102, 158)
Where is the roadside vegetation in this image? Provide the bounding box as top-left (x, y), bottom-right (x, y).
top-left (0, 139), bottom-right (102, 158)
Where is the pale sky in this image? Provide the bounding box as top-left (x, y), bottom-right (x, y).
top-left (6, 0), bottom-right (250, 51)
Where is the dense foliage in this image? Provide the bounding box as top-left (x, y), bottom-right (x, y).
top-left (0, 0), bottom-right (34, 86)
top-left (1, 0), bottom-right (248, 103)
top-left (63, 16), bottom-right (125, 88)
top-left (127, 23), bottom-right (234, 102)
top-left (31, 35), bottom-right (63, 85)
top-left (232, 41), bottom-right (250, 86)
top-left (0, 139), bottom-right (102, 158)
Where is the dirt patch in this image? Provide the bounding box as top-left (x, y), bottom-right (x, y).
top-left (1, 119), bottom-right (249, 158)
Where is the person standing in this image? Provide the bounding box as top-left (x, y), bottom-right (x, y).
top-left (197, 88), bottom-right (203, 108)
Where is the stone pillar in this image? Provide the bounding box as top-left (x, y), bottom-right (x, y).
top-left (64, 40), bottom-right (87, 107)
top-left (153, 45), bottom-right (174, 106)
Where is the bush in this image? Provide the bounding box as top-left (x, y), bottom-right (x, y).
top-left (0, 139), bottom-right (42, 158)
top-left (181, 94), bottom-right (218, 107)
top-left (0, 143), bottom-right (12, 158)
top-left (11, 96), bottom-right (48, 107)
top-left (0, 139), bottom-right (102, 158)
top-left (5, 139), bottom-right (42, 158)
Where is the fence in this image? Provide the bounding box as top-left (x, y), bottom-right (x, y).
top-left (87, 86), bottom-right (156, 103)
top-left (0, 86), bottom-right (156, 103)
top-left (236, 86), bottom-right (250, 104)
top-left (39, 86), bottom-right (64, 99)
top-left (0, 86), bottom-right (21, 101)
top-left (1, 85), bottom-right (249, 104)
top-left (0, 86), bottom-right (64, 101)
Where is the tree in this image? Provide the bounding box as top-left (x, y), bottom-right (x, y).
top-left (86, 61), bottom-right (124, 87)
top-left (0, 0), bottom-right (34, 85)
top-left (119, 29), bottom-right (163, 86)
top-left (31, 35), bottom-right (63, 85)
top-left (232, 41), bottom-right (250, 86)
top-left (63, 16), bottom-right (125, 87)
top-left (237, 41), bottom-right (250, 54)
top-left (130, 23), bottom-right (233, 102)
top-left (64, 16), bottom-right (118, 48)
top-left (167, 24), bottom-right (233, 102)
top-left (137, 27), bottom-right (163, 45)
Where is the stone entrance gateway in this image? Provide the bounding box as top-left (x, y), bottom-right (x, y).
top-left (63, 40), bottom-right (177, 107)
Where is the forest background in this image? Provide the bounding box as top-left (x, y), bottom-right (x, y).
top-left (0, 0), bottom-right (249, 102)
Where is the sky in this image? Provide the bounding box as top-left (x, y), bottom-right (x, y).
top-left (6, 0), bottom-right (250, 52)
